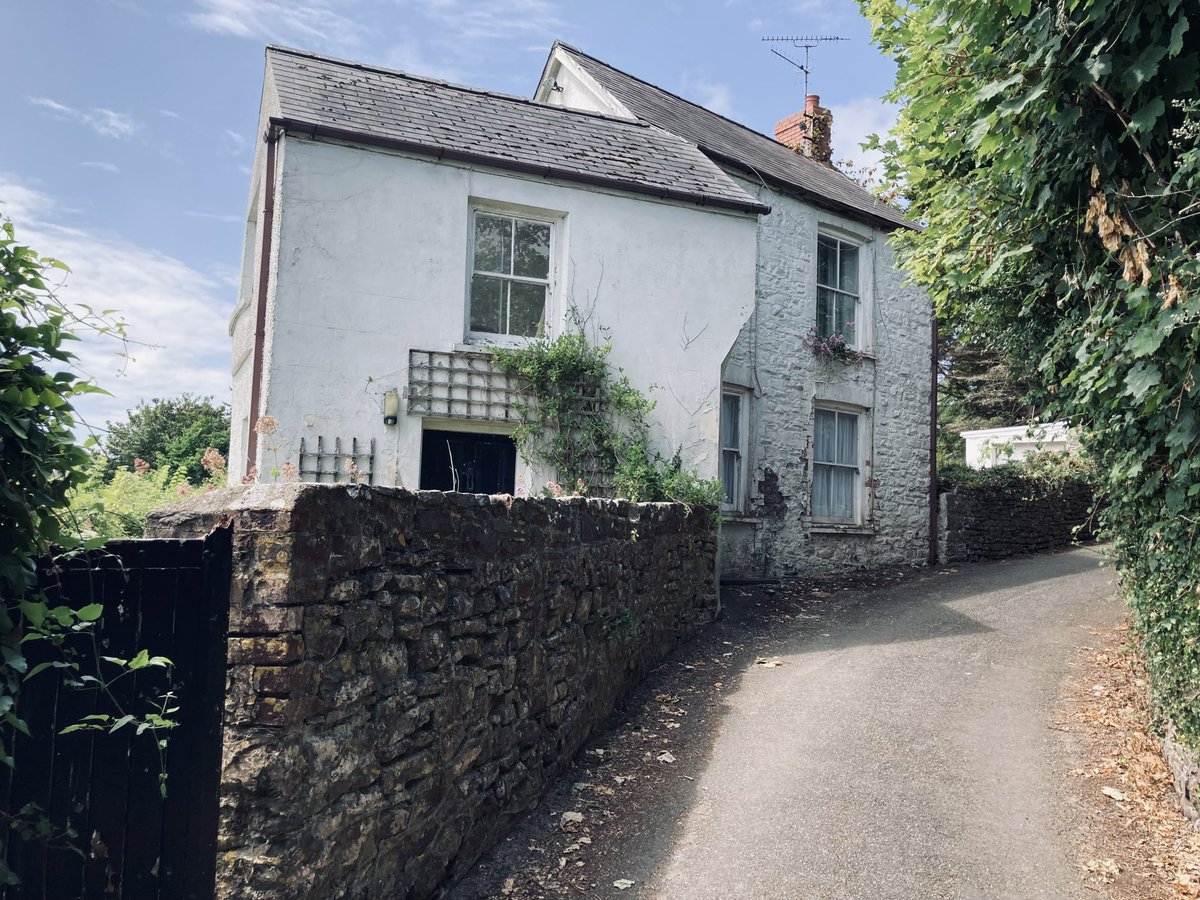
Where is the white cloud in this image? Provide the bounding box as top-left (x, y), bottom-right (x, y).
top-left (185, 0), bottom-right (369, 55)
top-left (185, 210), bottom-right (242, 223)
top-left (29, 97), bottom-right (139, 140)
top-left (681, 74), bottom-right (737, 119)
top-left (0, 176), bottom-right (233, 432)
top-left (781, 0), bottom-right (844, 30)
top-left (81, 161), bottom-right (121, 174)
top-left (379, 38), bottom-right (463, 82)
top-left (221, 128), bottom-right (250, 159)
top-left (827, 96), bottom-right (898, 174)
top-left (184, 0), bottom-right (565, 82)
top-left (411, 0), bottom-right (563, 42)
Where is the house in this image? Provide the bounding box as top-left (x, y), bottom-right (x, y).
top-left (961, 422), bottom-right (1077, 469)
top-left (229, 43), bottom-right (932, 577)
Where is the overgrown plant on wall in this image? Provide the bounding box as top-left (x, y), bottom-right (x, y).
top-left (939, 449), bottom-right (1097, 494)
top-left (490, 319), bottom-right (721, 508)
top-left (860, 0), bottom-right (1200, 742)
top-left (802, 325), bottom-right (865, 364)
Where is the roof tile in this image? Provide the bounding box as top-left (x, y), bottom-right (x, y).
top-left (551, 42), bottom-right (910, 230)
top-left (265, 46), bottom-right (768, 215)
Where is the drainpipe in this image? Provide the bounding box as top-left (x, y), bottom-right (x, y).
top-left (928, 316), bottom-right (939, 565)
top-left (246, 124), bottom-right (280, 475)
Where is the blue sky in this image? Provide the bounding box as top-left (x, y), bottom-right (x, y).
top-left (1, 0), bottom-right (899, 434)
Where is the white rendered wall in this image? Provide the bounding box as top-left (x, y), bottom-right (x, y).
top-left (539, 54), bottom-right (933, 575)
top-left (962, 422), bottom-right (1074, 469)
top-left (230, 134), bottom-right (758, 492)
top-left (229, 64), bottom-right (284, 483)
top-left (719, 176), bottom-right (933, 576)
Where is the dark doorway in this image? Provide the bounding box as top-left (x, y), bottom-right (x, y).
top-left (419, 429), bottom-right (517, 494)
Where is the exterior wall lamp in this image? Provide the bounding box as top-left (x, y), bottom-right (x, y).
top-left (383, 390), bottom-right (399, 426)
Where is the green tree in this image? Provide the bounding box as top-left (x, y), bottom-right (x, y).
top-left (861, 0), bottom-right (1200, 737)
top-left (937, 326), bottom-right (1039, 466)
top-left (103, 394), bottom-right (229, 485)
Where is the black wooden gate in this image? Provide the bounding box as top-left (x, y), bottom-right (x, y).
top-left (1, 529), bottom-right (231, 899)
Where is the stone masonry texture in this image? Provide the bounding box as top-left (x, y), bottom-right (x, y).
top-left (719, 176), bottom-right (933, 578)
top-left (937, 481), bottom-right (1097, 563)
top-left (146, 483), bottom-right (717, 899)
top-left (1162, 726), bottom-right (1200, 823)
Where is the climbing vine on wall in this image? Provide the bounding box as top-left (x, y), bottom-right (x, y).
top-left (489, 319), bottom-right (721, 509)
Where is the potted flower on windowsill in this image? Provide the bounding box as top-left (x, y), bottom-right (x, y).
top-left (802, 324), bottom-right (865, 364)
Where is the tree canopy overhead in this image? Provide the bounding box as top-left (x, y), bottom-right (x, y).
top-left (861, 0), bottom-right (1199, 738)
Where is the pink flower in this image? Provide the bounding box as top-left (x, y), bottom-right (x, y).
top-left (253, 415), bottom-right (278, 437)
top-left (281, 461), bottom-right (300, 481)
top-left (134, 457), bottom-right (151, 475)
top-left (201, 447), bottom-right (226, 474)
top-left (176, 483), bottom-right (193, 496)
top-left (241, 466), bottom-right (258, 485)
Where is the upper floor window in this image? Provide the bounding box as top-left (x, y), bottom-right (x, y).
top-left (469, 211), bottom-right (551, 339)
top-left (816, 234), bottom-right (860, 346)
top-left (812, 406), bottom-right (860, 523)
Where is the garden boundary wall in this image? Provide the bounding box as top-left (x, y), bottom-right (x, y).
top-left (937, 480), bottom-right (1097, 563)
top-left (147, 483), bottom-right (717, 899)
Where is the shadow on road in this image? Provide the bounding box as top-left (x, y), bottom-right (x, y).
top-left (451, 545), bottom-right (1113, 899)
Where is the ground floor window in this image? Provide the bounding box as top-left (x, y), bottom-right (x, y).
top-left (812, 407), bottom-right (860, 523)
top-left (419, 429), bottom-right (516, 494)
top-left (720, 389), bottom-right (749, 512)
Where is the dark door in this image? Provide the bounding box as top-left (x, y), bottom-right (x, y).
top-left (419, 429), bottom-right (517, 494)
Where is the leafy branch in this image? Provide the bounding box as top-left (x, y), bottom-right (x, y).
top-left (489, 312), bottom-right (721, 509)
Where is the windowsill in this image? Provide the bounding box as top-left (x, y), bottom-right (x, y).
top-left (720, 513), bottom-right (759, 525)
top-left (808, 521), bottom-right (878, 536)
top-left (453, 342), bottom-right (498, 355)
top-left (460, 335), bottom-right (540, 351)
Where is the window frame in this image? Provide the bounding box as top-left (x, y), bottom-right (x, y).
top-left (811, 403), bottom-right (864, 525)
top-left (719, 387), bottom-right (750, 514)
top-left (816, 232), bottom-right (862, 347)
top-left (465, 206), bottom-right (557, 345)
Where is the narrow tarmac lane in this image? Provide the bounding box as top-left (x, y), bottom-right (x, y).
top-left (648, 548), bottom-right (1123, 900)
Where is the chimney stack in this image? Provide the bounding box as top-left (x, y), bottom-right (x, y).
top-left (774, 94), bottom-right (833, 165)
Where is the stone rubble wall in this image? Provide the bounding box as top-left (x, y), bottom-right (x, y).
top-left (147, 483), bottom-right (717, 899)
top-left (1162, 727), bottom-right (1200, 824)
top-left (937, 481), bottom-right (1096, 563)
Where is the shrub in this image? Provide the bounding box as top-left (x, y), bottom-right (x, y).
top-left (490, 321), bottom-right (721, 511)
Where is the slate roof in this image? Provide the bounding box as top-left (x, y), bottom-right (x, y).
top-left (547, 42), bottom-right (911, 230)
top-left (264, 46), bottom-right (769, 215)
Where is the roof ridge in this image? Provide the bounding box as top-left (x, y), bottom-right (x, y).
top-left (267, 44), bottom-right (652, 131)
top-left (549, 40), bottom-right (910, 229)
top-left (551, 40), bottom-right (795, 152)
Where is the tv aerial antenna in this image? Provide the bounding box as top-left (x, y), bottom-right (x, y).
top-left (762, 35), bottom-right (848, 98)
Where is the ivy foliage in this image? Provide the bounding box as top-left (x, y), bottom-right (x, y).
top-left (939, 449), bottom-right (1097, 493)
top-left (0, 221), bottom-right (100, 600)
top-left (490, 323), bottom-right (722, 508)
top-left (861, 0), bottom-right (1200, 738)
top-left (1, 220), bottom-right (179, 883)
